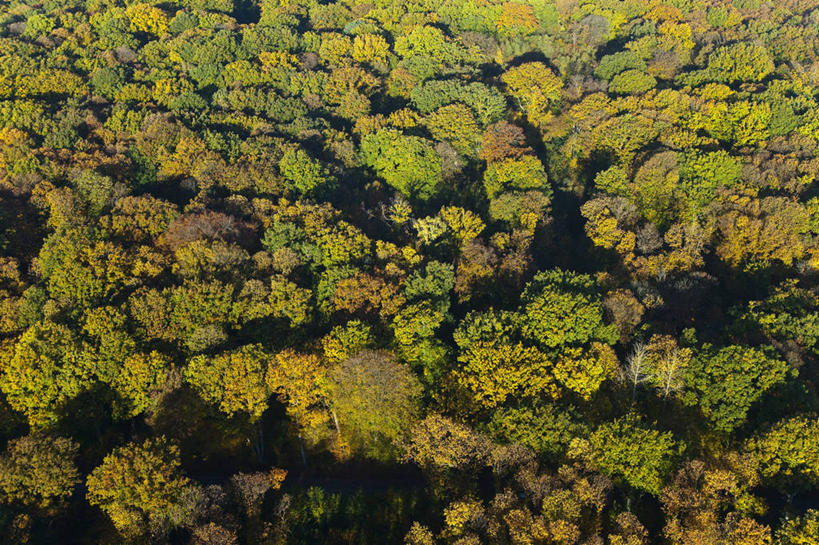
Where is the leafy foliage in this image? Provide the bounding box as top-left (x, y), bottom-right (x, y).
top-left (0, 0), bottom-right (818, 542)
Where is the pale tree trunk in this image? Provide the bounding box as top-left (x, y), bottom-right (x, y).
top-left (331, 410), bottom-right (342, 441)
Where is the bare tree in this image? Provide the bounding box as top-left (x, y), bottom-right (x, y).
top-left (621, 342), bottom-right (651, 402)
top-left (645, 336), bottom-right (691, 401)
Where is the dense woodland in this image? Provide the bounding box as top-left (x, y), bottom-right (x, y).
top-left (1, 0), bottom-right (819, 543)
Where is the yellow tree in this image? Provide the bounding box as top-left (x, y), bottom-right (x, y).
top-left (501, 62), bottom-right (562, 130)
top-left (266, 349), bottom-right (331, 444)
top-left (1, 321), bottom-right (89, 428)
top-left (185, 344), bottom-right (271, 420)
top-left (86, 437), bottom-right (200, 539)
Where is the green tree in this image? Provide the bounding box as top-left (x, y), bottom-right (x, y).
top-left (501, 62), bottom-right (562, 129)
top-left (482, 156), bottom-right (550, 199)
top-left (113, 351), bottom-right (172, 418)
top-left (573, 417), bottom-right (680, 495)
top-left (38, 229), bottom-right (131, 310)
top-left (608, 70), bottom-right (657, 95)
top-left (328, 350), bottom-right (422, 456)
top-left (678, 151), bottom-right (741, 217)
top-left (520, 269), bottom-right (618, 349)
top-left (360, 129), bottom-right (443, 199)
top-left (681, 345), bottom-right (789, 433)
top-left (706, 42), bottom-right (774, 83)
top-left (740, 281), bottom-right (819, 356)
top-left (424, 103), bottom-right (481, 156)
top-left (487, 403), bottom-right (588, 459)
top-left (279, 148), bottom-right (335, 196)
top-left (453, 310), bottom-right (558, 408)
top-left (595, 51), bottom-right (647, 81)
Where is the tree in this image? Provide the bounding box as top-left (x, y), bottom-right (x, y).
top-left (608, 70), bottom-right (657, 95)
top-left (192, 523), bottom-right (240, 545)
top-left (80, 305), bottom-right (136, 385)
top-left (38, 229), bottom-right (131, 309)
top-left (603, 290), bottom-right (645, 342)
top-left (185, 344), bottom-right (271, 420)
top-left (394, 25), bottom-right (466, 79)
top-left (479, 121), bottom-right (531, 163)
top-left (113, 351), bottom-right (172, 418)
top-left (519, 269), bottom-right (618, 349)
top-left (229, 468), bottom-right (287, 517)
top-left (553, 342), bottom-right (619, 399)
top-left (403, 261), bottom-right (455, 306)
top-left (410, 81), bottom-right (505, 126)
top-left (645, 335), bottom-right (692, 400)
top-left (501, 62), bottom-right (562, 129)
top-left (424, 104), bottom-right (481, 156)
top-left (126, 2), bottom-right (169, 37)
top-left (681, 345), bottom-right (789, 433)
top-left (438, 206), bottom-right (485, 247)
top-left (86, 437), bottom-right (201, 539)
top-left (391, 301), bottom-right (447, 349)
top-left (496, 2), bottom-right (539, 36)
top-left (327, 350), bottom-right (422, 455)
top-left (322, 320), bottom-right (373, 363)
top-left (0, 434), bottom-right (79, 508)
top-left (746, 415), bottom-right (819, 490)
top-left (593, 114), bottom-right (659, 165)
top-left (740, 281), bottom-right (819, 356)
top-left (679, 151), bottom-right (741, 218)
top-left (405, 523), bottom-right (437, 545)
top-left (661, 455), bottom-right (770, 545)
top-left (595, 51), bottom-right (647, 81)
top-left (105, 195), bottom-right (179, 242)
top-left (706, 42), bottom-right (774, 83)
top-left (279, 148), bottom-right (335, 196)
top-left (453, 310), bottom-right (557, 409)
top-left (482, 156), bottom-right (550, 200)
top-left (488, 189), bottom-right (551, 229)
top-left (776, 509), bottom-right (819, 545)
top-left (351, 33), bottom-right (390, 66)
top-left (1, 321), bottom-right (88, 428)
top-left (609, 512), bottom-right (649, 545)
top-left (164, 281), bottom-right (236, 351)
top-left (360, 129), bottom-right (443, 199)
top-left (265, 350), bottom-right (330, 442)
top-left (573, 417), bottom-right (680, 495)
top-left (621, 342), bottom-right (651, 402)
top-left (455, 338), bottom-right (557, 409)
top-left (403, 414), bottom-right (490, 471)
top-left (714, 195), bottom-right (810, 271)
top-left (704, 101), bottom-right (771, 146)
top-left (487, 403), bottom-right (587, 459)
top-left (333, 273), bottom-right (404, 317)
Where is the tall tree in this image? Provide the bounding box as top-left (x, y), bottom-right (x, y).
top-left (86, 437), bottom-right (201, 539)
top-left (573, 417), bottom-right (680, 495)
top-left (0, 434), bottom-right (79, 508)
top-left (327, 350), bottom-right (422, 456)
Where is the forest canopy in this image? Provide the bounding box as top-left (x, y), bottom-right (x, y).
top-left (0, 0), bottom-right (819, 544)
